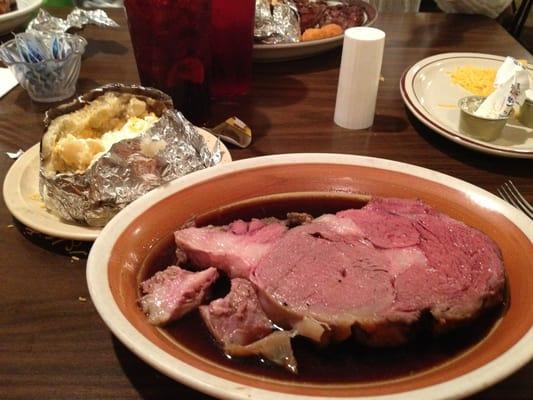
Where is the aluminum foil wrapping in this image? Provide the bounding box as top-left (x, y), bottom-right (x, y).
top-left (255, 0), bottom-right (300, 44)
top-left (27, 8), bottom-right (119, 34)
top-left (39, 84), bottom-right (221, 227)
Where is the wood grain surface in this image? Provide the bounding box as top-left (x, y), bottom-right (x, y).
top-left (0, 8), bottom-right (531, 400)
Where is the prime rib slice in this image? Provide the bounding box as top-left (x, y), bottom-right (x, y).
top-left (251, 198), bottom-right (505, 345)
top-left (200, 278), bottom-right (297, 372)
top-left (174, 218), bottom-right (287, 278)
top-left (199, 278), bottom-right (273, 346)
top-left (174, 198), bottom-right (505, 347)
top-left (140, 266), bottom-right (218, 325)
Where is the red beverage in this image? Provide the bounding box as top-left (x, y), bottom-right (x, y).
top-left (124, 0), bottom-right (211, 124)
top-left (210, 0), bottom-right (255, 99)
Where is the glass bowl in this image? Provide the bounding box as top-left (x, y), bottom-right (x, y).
top-left (0, 32), bottom-right (87, 103)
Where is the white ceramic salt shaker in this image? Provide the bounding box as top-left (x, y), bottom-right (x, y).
top-left (334, 27), bottom-right (386, 130)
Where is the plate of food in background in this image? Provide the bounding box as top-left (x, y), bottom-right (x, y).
top-left (253, 0), bottom-right (378, 62)
top-left (0, 0), bottom-right (42, 35)
top-left (400, 52), bottom-right (533, 158)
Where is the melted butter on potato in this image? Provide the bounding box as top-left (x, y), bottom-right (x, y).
top-left (42, 92), bottom-right (162, 175)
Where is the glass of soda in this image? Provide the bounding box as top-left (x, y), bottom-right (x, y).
top-left (210, 0), bottom-right (255, 99)
top-left (124, 0), bottom-right (211, 124)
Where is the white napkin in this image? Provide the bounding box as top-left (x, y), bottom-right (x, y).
top-left (0, 68), bottom-right (18, 99)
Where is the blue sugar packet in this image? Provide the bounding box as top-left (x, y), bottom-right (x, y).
top-left (0, 31), bottom-right (87, 102)
top-left (13, 32), bottom-right (74, 63)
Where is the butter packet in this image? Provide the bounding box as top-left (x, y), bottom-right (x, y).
top-left (474, 57), bottom-right (530, 119)
top-left (211, 117), bottom-right (252, 148)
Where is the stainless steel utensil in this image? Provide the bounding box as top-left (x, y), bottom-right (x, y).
top-left (497, 180), bottom-right (533, 219)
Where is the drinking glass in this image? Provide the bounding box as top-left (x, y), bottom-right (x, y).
top-left (210, 0), bottom-right (255, 99)
top-left (124, 0), bottom-right (211, 124)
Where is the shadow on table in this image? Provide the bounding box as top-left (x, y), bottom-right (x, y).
top-left (13, 77), bottom-right (102, 113)
top-left (373, 114), bottom-right (410, 133)
top-left (11, 218), bottom-right (92, 258)
top-left (84, 39), bottom-right (129, 60)
top-left (406, 108), bottom-right (533, 178)
top-left (404, 16), bottom-right (468, 49)
top-left (112, 336), bottom-right (216, 400)
top-left (253, 47), bottom-right (342, 76)
top-left (251, 75), bottom-right (310, 108)
top-left (76, 77), bottom-right (112, 94)
top-left (13, 90), bottom-right (55, 114)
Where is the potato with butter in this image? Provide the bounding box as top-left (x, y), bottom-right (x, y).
top-left (42, 91), bottom-right (167, 176)
top-left (39, 84), bottom-right (177, 227)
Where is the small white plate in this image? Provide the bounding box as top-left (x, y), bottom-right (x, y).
top-left (3, 128), bottom-right (232, 241)
top-left (400, 52), bottom-right (533, 158)
top-left (0, 0), bottom-right (42, 35)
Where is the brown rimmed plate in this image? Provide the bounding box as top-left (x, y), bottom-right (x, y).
top-left (86, 153), bottom-right (533, 400)
top-left (400, 53), bottom-right (533, 159)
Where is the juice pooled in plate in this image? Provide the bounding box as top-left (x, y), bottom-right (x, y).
top-left (124, 0), bottom-right (211, 124)
top-left (210, 0), bottom-right (255, 99)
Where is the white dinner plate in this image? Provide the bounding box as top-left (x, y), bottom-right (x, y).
top-left (2, 128), bottom-right (232, 241)
top-left (0, 0), bottom-right (42, 35)
top-left (400, 52), bottom-right (533, 158)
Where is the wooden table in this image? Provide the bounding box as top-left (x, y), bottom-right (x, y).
top-left (1, 8), bottom-right (531, 400)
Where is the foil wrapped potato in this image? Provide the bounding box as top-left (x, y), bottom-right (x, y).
top-left (40, 84), bottom-right (218, 227)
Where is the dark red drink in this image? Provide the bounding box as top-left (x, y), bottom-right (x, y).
top-left (210, 0), bottom-right (255, 99)
top-left (124, 0), bottom-right (211, 124)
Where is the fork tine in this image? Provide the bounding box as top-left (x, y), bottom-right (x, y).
top-left (499, 182), bottom-right (533, 219)
top-left (508, 180), bottom-right (533, 214)
top-left (504, 181), bottom-right (533, 218)
top-left (498, 186), bottom-right (520, 210)
top-left (497, 187), bottom-right (515, 207)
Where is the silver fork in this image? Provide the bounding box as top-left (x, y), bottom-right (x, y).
top-left (497, 180), bottom-right (533, 219)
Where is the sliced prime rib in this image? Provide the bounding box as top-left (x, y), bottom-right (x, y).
top-left (199, 278), bottom-right (273, 346)
top-left (251, 198), bottom-right (505, 345)
top-left (174, 198), bottom-right (505, 348)
top-left (140, 266), bottom-right (218, 325)
top-left (174, 218), bottom-right (287, 278)
top-left (199, 278), bottom-right (297, 372)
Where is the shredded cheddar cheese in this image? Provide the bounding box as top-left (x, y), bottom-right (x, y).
top-left (449, 66), bottom-right (497, 97)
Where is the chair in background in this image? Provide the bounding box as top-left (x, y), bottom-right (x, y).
top-left (509, 0), bottom-right (532, 39)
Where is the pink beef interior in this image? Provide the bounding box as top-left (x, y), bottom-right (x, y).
top-left (140, 266), bottom-right (219, 325)
top-left (174, 218), bottom-right (287, 278)
top-left (250, 198), bottom-right (505, 344)
top-left (199, 278), bottom-right (273, 347)
top-left (170, 197), bottom-right (505, 347)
